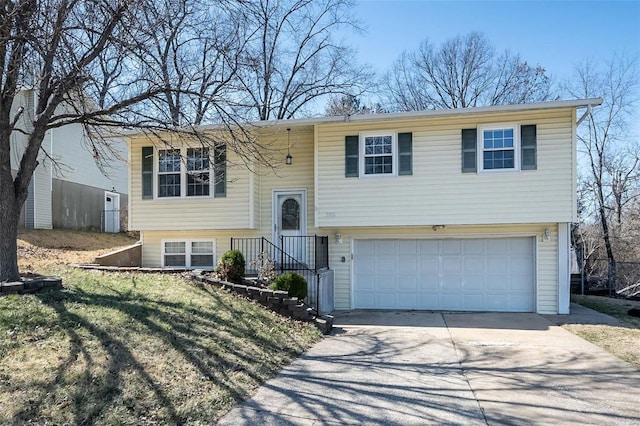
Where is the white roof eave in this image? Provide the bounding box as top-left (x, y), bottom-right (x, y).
top-left (125, 98), bottom-right (603, 136)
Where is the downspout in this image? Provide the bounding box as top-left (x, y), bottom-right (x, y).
top-left (576, 104), bottom-right (592, 126)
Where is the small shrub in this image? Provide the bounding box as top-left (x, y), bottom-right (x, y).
top-left (215, 250), bottom-right (245, 283)
top-left (269, 272), bottom-right (307, 299)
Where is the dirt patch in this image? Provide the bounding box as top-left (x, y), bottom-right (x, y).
top-left (17, 228), bottom-right (138, 271)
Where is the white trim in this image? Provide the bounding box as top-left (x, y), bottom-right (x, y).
top-left (558, 223), bottom-right (571, 314)
top-left (272, 189), bottom-right (308, 243)
top-left (350, 235), bottom-right (538, 312)
top-left (161, 238), bottom-right (217, 269)
top-left (154, 146), bottom-right (214, 200)
top-left (358, 130), bottom-right (398, 178)
top-left (122, 98), bottom-right (601, 135)
top-left (248, 169), bottom-right (255, 229)
top-left (477, 123), bottom-right (521, 173)
top-left (314, 124), bottom-right (319, 229)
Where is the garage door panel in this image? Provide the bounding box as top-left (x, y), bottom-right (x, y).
top-left (463, 294), bottom-right (485, 310)
top-left (398, 240), bottom-right (417, 255)
top-left (443, 256), bottom-right (461, 274)
top-left (509, 294), bottom-right (534, 311)
top-left (442, 275), bottom-right (462, 290)
top-left (487, 276), bottom-right (509, 291)
top-left (353, 237), bottom-right (535, 312)
top-left (420, 276), bottom-right (440, 290)
top-left (441, 294), bottom-right (463, 310)
top-left (397, 293), bottom-right (418, 308)
top-left (418, 293), bottom-right (439, 310)
top-left (398, 275), bottom-right (417, 290)
top-left (418, 240), bottom-right (438, 254)
top-left (419, 257), bottom-right (439, 275)
top-left (375, 293), bottom-right (398, 309)
top-left (487, 257), bottom-right (508, 273)
top-left (510, 238), bottom-right (533, 254)
top-left (462, 277), bottom-right (484, 290)
top-left (442, 240), bottom-right (462, 254)
top-left (398, 256), bottom-right (417, 272)
top-left (511, 256), bottom-right (534, 274)
top-left (464, 239), bottom-right (484, 253)
top-left (464, 256), bottom-right (483, 273)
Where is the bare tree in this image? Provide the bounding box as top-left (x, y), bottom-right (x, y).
top-left (383, 32), bottom-right (552, 111)
top-left (0, 0), bottom-right (265, 282)
top-left (237, 0), bottom-right (372, 120)
top-left (564, 55), bottom-right (639, 292)
top-left (324, 94), bottom-right (386, 116)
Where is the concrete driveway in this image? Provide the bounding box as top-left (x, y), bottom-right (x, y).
top-left (218, 307), bottom-right (640, 425)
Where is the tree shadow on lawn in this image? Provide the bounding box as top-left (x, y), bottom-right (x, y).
top-left (10, 281), bottom-right (306, 425)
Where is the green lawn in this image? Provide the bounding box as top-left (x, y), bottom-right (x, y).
top-left (566, 295), bottom-right (640, 369)
top-left (0, 267), bottom-right (321, 425)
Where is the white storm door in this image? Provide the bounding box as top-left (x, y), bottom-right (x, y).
top-left (273, 190), bottom-right (307, 264)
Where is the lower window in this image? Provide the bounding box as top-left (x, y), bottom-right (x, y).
top-left (163, 240), bottom-right (215, 268)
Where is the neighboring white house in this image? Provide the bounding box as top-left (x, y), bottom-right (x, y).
top-left (9, 89), bottom-right (128, 232)
top-left (126, 98), bottom-right (602, 315)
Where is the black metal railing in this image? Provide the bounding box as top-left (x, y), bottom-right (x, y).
top-left (230, 235), bottom-right (329, 313)
top-left (231, 235), bottom-right (328, 275)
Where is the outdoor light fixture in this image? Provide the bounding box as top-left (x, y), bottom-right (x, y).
top-left (285, 128), bottom-right (293, 165)
top-left (543, 228), bottom-right (551, 242)
top-left (335, 233), bottom-right (343, 244)
top-left (432, 225), bottom-right (445, 231)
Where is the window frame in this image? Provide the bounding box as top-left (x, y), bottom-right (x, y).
top-left (477, 123), bottom-right (521, 173)
top-left (161, 239), bottom-right (216, 269)
top-left (154, 146), bottom-right (214, 199)
top-left (186, 147), bottom-right (211, 197)
top-left (358, 130), bottom-right (398, 178)
top-left (157, 149), bottom-right (182, 198)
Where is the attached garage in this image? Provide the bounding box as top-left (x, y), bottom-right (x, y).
top-left (353, 237), bottom-right (536, 312)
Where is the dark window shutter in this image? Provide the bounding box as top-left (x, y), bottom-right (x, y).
top-left (398, 132), bottom-right (413, 176)
top-left (141, 146), bottom-right (153, 199)
top-left (461, 129), bottom-right (477, 173)
top-left (345, 135), bottom-right (359, 177)
top-left (214, 143), bottom-right (226, 197)
top-left (521, 125), bottom-right (537, 170)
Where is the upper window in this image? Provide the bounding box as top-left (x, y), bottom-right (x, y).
top-left (478, 124), bottom-right (520, 172)
top-left (158, 149), bottom-right (181, 197)
top-left (360, 132), bottom-right (396, 177)
top-left (157, 147), bottom-right (212, 198)
top-left (187, 148), bottom-right (210, 197)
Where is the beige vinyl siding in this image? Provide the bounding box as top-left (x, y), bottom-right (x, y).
top-left (323, 223), bottom-right (558, 314)
top-left (129, 136), bottom-right (252, 230)
top-left (254, 126), bottom-right (318, 238)
top-left (316, 108), bottom-right (575, 227)
top-left (141, 229), bottom-right (258, 267)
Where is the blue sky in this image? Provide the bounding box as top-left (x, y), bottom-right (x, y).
top-left (345, 0), bottom-right (640, 93)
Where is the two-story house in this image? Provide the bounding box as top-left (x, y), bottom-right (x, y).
top-left (10, 89), bottom-right (128, 232)
top-left (127, 98), bottom-right (601, 315)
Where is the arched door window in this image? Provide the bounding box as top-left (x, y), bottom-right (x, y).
top-left (281, 198), bottom-right (300, 230)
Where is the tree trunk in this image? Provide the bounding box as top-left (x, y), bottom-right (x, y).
top-left (599, 203), bottom-right (617, 296)
top-left (0, 205), bottom-right (20, 282)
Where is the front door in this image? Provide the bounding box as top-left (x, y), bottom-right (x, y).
top-left (273, 190), bottom-right (307, 264)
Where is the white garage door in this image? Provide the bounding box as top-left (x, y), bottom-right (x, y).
top-left (353, 238), bottom-right (535, 312)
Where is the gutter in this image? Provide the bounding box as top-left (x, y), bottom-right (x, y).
top-left (122, 98), bottom-right (604, 136)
